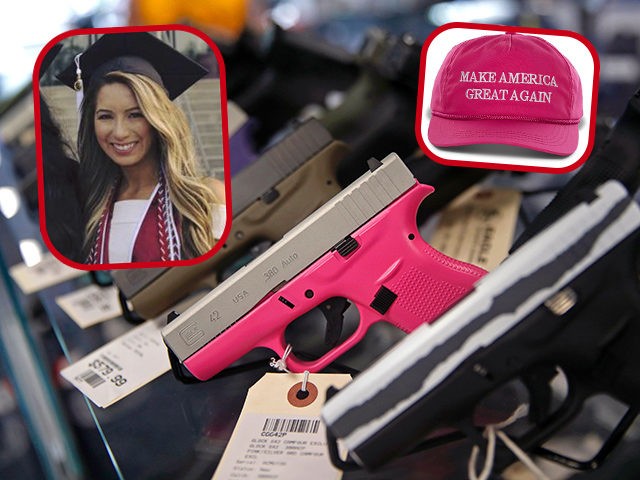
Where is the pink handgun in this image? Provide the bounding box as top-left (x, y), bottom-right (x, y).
top-left (163, 154), bottom-right (487, 380)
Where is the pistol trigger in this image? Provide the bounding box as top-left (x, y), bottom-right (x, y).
top-left (522, 366), bottom-right (557, 424)
top-left (320, 298), bottom-right (351, 348)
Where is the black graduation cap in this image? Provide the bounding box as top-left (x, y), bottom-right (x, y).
top-left (57, 32), bottom-right (208, 100)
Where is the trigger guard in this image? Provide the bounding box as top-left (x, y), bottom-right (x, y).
top-left (493, 370), bottom-right (590, 472)
top-left (288, 313), bottom-right (374, 373)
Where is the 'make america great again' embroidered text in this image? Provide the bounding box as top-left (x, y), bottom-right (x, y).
top-left (459, 71), bottom-right (558, 87)
top-left (458, 71), bottom-right (558, 104)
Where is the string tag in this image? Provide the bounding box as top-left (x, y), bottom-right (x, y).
top-left (269, 344), bottom-right (293, 373)
top-left (468, 404), bottom-right (551, 480)
top-left (212, 372), bottom-right (351, 480)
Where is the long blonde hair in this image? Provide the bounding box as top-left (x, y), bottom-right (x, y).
top-left (78, 71), bottom-right (221, 260)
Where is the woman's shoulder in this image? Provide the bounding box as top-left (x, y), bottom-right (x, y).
top-left (203, 176), bottom-right (226, 204)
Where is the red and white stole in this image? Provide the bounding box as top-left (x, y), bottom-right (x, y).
top-left (87, 170), bottom-right (182, 264)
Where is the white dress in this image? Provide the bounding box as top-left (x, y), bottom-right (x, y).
top-left (108, 199), bottom-right (150, 263)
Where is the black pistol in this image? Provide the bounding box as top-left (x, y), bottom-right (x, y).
top-left (322, 88), bottom-right (640, 475)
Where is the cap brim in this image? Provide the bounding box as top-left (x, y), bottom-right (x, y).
top-left (428, 116), bottom-right (579, 157)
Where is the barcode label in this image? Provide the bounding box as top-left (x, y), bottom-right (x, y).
top-left (77, 370), bottom-right (105, 388)
top-left (213, 374), bottom-right (351, 480)
top-left (262, 418), bottom-right (320, 434)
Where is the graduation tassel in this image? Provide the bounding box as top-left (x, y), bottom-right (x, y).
top-left (73, 53), bottom-right (83, 109)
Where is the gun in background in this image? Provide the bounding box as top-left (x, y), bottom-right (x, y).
top-left (225, 24), bottom-right (360, 145)
top-left (112, 118), bottom-right (348, 319)
top-left (318, 28), bottom-right (423, 185)
top-left (162, 153), bottom-right (486, 381)
top-left (322, 179), bottom-right (640, 472)
top-left (226, 25), bottom-right (423, 184)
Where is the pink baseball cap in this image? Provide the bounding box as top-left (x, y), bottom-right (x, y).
top-left (428, 32), bottom-right (582, 156)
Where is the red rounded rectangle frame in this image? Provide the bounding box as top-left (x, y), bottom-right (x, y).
top-left (33, 24), bottom-right (232, 271)
top-left (416, 22), bottom-right (599, 173)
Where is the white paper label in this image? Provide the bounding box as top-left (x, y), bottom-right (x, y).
top-left (60, 318), bottom-right (169, 408)
top-left (9, 252), bottom-right (85, 294)
top-left (60, 293), bottom-right (205, 407)
top-left (213, 373), bottom-right (351, 480)
top-left (55, 284), bottom-right (121, 328)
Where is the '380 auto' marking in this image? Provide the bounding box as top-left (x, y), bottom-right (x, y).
top-left (264, 253), bottom-right (299, 282)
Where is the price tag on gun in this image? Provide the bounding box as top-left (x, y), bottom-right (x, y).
top-left (213, 373), bottom-right (351, 480)
top-left (60, 318), bottom-right (169, 408)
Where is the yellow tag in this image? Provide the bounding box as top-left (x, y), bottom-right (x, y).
top-left (502, 461), bottom-right (539, 479)
top-left (429, 186), bottom-right (521, 271)
top-left (213, 373), bottom-right (351, 480)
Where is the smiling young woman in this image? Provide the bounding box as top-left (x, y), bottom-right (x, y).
top-left (78, 71), bottom-right (225, 264)
top-left (93, 82), bottom-right (156, 172)
top-left (57, 32), bottom-right (226, 264)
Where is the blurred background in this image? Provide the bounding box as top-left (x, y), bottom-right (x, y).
top-left (3, 0), bottom-right (640, 116)
top-left (1, 1), bottom-right (640, 480)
